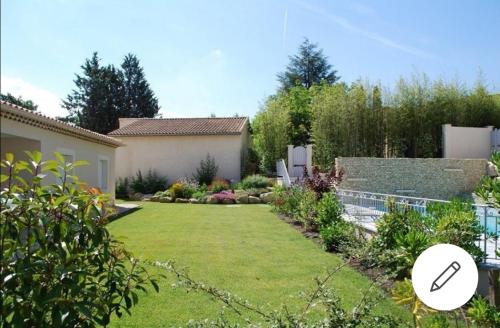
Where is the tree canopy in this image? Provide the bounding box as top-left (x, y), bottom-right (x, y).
top-left (121, 54), bottom-right (160, 118)
top-left (254, 73), bottom-right (500, 172)
top-left (277, 38), bottom-right (340, 91)
top-left (62, 52), bottom-right (160, 134)
top-left (0, 93), bottom-right (38, 111)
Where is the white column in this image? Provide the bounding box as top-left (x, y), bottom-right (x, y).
top-left (306, 144), bottom-right (313, 175)
top-left (287, 145), bottom-right (294, 177)
top-left (442, 124), bottom-right (451, 158)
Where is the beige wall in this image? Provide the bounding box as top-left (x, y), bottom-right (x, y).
top-left (1, 118), bottom-right (117, 198)
top-left (115, 134), bottom-right (245, 183)
top-left (442, 124), bottom-right (493, 159)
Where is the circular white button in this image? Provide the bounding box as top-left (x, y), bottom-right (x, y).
top-left (411, 244), bottom-right (478, 311)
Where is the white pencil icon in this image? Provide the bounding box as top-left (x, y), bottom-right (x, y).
top-left (430, 261), bottom-right (461, 292)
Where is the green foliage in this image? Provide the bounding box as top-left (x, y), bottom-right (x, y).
top-left (239, 174), bottom-right (271, 190)
top-left (169, 183), bottom-right (185, 200)
top-left (427, 315), bottom-right (450, 328)
top-left (369, 200), bottom-right (484, 278)
top-left (62, 52), bottom-right (160, 134)
top-left (320, 220), bottom-right (357, 252)
top-left (252, 95), bottom-right (290, 172)
top-left (208, 178), bottom-right (229, 193)
top-left (116, 177), bottom-right (130, 199)
top-left (392, 231), bottom-right (431, 278)
top-left (466, 296), bottom-right (500, 327)
top-left (62, 53), bottom-right (125, 134)
top-left (1, 92), bottom-right (38, 111)
top-left (287, 85), bottom-right (313, 145)
top-left (194, 154), bottom-right (218, 185)
top-left (277, 38), bottom-right (340, 91)
top-left (273, 185), bottom-right (306, 219)
top-left (169, 179), bottom-right (198, 200)
top-left (130, 169), bottom-right (167, 194)
top-left (429, 201), bottom-right (485, 261)
top-left (254, 73), bottom-right (500, 170)
top-left (391, 279), bottom-right (436, 327)
top-left (0, 152), bottom-right (158, 327)
top-left (192, 190), bottom-right (207, 201)
top-left (476, 151), bottom-right (500, 208)
top-left (316, 191), bottom-right (344, 229)
top-left (121, 53), bottom-right (160, 118)
top-left (371, 203), bottom-right (427, 253)
top-left (294, 187), bottom-right (318, 230)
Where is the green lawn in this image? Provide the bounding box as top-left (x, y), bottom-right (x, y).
top-left (108, 202), bottom-right (412, 327)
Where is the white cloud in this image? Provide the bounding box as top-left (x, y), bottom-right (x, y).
top-left (1, 76), bottom-right (66, 117)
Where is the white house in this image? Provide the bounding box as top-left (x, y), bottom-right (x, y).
top-left (109, 117), bottom-right (249, 183)
top-left (0, 100), bottom-right (122, 198)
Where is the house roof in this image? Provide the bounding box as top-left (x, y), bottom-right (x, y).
top-left (0, 100), bottom-right (123, 148)
top-left (108, 117), bottom-right (248, 137)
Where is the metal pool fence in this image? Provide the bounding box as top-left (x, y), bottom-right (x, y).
top-left (336, 189), bottom-right (499, 265)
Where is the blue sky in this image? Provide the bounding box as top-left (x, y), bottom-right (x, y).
top-left (2, 0), bottom-right (499, 118)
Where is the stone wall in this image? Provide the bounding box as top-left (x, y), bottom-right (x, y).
top-left (335, 157), bottom-right (488, 200)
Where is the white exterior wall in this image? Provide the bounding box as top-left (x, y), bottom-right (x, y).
top-left (115, 134), bottom-right (245, 183)
top-left (442, 124), bottom-right (493, 159)
top-left (1, 118), bottom-right (117, 198)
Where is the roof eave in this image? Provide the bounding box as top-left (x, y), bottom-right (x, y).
top-left (1, 102), bottom-right (123, 148)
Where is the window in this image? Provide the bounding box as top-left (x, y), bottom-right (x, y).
top-left (98, 157), bottom-right (109, 191)
top-left (62, 154), bottom-right (74, 164)
top-left (56, 148), bottom-right (76, 177)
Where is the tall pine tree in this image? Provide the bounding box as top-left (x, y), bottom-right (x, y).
top-left (121, 54), bottom-right (160, 118)
top-left (62, 53), bottom-right (160, 134)
top-left (277, 38), bottom-right (340, 91)
top-left (62, 53), bottom-right (124, 134)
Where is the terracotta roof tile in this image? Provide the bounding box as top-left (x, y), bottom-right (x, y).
top-left (108, 117), bottom-right (248, 136)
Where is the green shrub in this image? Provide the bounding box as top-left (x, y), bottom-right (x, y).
top-left (130, 169), bottom-right (167, 194)
top-left (169, 182), bottom-right (185, 200)
top-left (194, 153), bottom-right (218, 185)
top-left (273, 185), bottom-right (316, 226)
top-left (429, 200), bottom-right (485, 261)
top-left (369, 199), bottom-right (485, 277)
top-left (115, 176), bottom-right (130, 199)
top-left (315, 191), bottom-right (344, 229)
top-left (320, 220), bottom-right (357, 252)
top-left (392, 230), bottom-right (431, 278)
top-left (371, 202), bottom-right (429, 253)
top-left (239, 174), bottom-right (270, 189)
top-left (192, 190), bottom-right (207, 200)
top-left (295, 187), bottom-right (318, 230)
top-left (209, 178), bottom-right (229, 193)
top-left (466, 296), bottom-right (500, 327)
top-left (0, 152), bottom-right (158, 327)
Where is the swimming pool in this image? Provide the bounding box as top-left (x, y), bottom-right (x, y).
top-left (337, 190), bottom-right (499, 236)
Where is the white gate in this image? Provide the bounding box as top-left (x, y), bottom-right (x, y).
top-left (492, 129), bottom-right (500, 152)
top-left (292, 146), bottom-right (307, 177)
